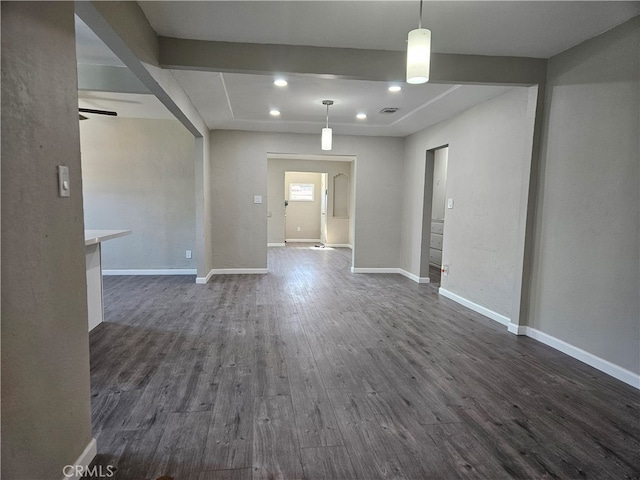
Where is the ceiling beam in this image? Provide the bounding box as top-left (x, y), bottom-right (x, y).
top-left (75, 0), bottom-right (207, 137)
top-left (77, 0), bottom-right (159, 67)
top-left (77, 64), bottom-right (150, 94)
top-left (160, 37), bottom-right (547, 86)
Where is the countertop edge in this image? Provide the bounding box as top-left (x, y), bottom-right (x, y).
top-left (85, 230), bottom-right (132, 246)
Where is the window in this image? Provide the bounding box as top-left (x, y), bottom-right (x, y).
top-left (289, 183), bottom-right (314, 201)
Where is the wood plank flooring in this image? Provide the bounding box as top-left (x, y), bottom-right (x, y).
top-left (86, 244), bottom-right (640, 479)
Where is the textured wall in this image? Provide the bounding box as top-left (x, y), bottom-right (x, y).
top-left (431, 148), bottom-right (449, 221)
top-left (1, 2), bottom-right (93, 478)
top-left (402, 87), bottom-right (532, 317)
top-left (528, 17), bottom-right (640, 374)
top-left (81, 117), bottom-right (196, 270)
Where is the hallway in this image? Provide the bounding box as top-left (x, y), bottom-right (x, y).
top-left (88, 244), bottom-right (640, 479)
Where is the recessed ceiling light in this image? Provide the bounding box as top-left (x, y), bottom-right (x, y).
top-left (270, 109), bottom-right (281, 116)
top-left (274, 79), bottom-right (288, 87)
top-left (356, 113), bottom-right (367, 120)
top-left (388, 85), bottom-right (402, 92)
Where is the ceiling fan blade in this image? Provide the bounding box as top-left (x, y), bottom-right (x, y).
top-left (79, 108), bottom-right (117, 117)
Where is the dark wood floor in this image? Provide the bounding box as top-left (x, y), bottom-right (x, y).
top-left (429, 264), bottom-right (441, 286)
top-left (87, 244), bottom-right (640, 480)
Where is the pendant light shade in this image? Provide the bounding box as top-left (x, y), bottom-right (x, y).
top-left (321, 127), bottom-right (332, 151)
top-left (406, 28), bottom-right (431, 84)
top-left (406, 0), bottom-right (431, 84)
top-left (321, 100), bottom-right (334, 151)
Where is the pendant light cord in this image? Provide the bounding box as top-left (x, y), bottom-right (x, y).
top-left (326, 103), bottom-right (330, 128)
top-left (418, 0), bottom-right (423, 29)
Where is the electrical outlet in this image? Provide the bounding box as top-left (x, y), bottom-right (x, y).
top-left (186, 250), bottom-right (192, 259)
top-left (441, 265), bottom-right (449, 276)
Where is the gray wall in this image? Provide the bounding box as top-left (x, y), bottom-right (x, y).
top-left (210, 130), bottom-right (403, 270)
top-left (75, 1), bottom-right (213, 280)
top-left (284, 172), bottom-right (323, 241)
top-left (431, 147), bottom-right (449, 221)
top-left (528, 16), bottom-right (640, 374)
top-left (402, 87), bottom-right (533, 317)
top-left (268, 158), bottom-right (352, 246)
top-left (1, 2), bottom-right (93, 478)
top-left (81, 117), bottom-right (196, 270)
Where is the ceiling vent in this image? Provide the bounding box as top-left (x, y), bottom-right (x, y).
top-left (379, 107), bottom-right (399, 114)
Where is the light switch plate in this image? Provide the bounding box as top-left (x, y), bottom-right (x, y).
top-left (58, 165), bottom-right (70, 197)
top-left (447, 198), bottom-right (454, 209)
top-left (254, 195), bottom-right (263, 204)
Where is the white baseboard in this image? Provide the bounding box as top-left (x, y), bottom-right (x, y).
top-left (438, 288), bottom-right (510, 326)
top-left (285, 239), bottom-right (322, 243)
top-left (351, 267), bottom-right (398, 274)
top-left (196, 269), bottom-right (215, 285)
top-left (61, 438), bottom-right (97, 480)
top-left (436, 288), bottom-right (639, 389)
top-left (271, 242), bottom-right (352, 248)
top-left (350, 267), bottom-right (429, 284)
top-left (196, 268), bottom-right (268, 283)
top-left (508, 322), bottom-right (527, 335)
top-left (399, 269), bottom-right (430, 284)
top-left (524, 327), bottom-right (640, 389)
top-left (102, 269), bottom-right (196, 276)
top-left (211, 268), bottom-right (268, 275)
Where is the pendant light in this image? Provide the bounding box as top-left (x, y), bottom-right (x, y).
top-left (321, 100), bottom-right (333, 151)
top-left (406, 0), bottom-right (431, 84)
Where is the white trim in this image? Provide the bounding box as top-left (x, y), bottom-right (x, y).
top-left (285, 239), bottom-right (322, 243)
top-left (195, 269), bottom-right (214, 284)
top-left (351, 267), bottom-right (398, 274)
top-left (102, 269), bottom-right (196, 276)
top-left (268, 152), bottom-right (356, 163)
top-left (438, 288), bottom-right (511, 326)
top-left (210, 268), bottom-right (268, 275)
top-left (435, 287), bottom-right (639, 389)
top-left (61, 438), bottom-right (97, 480)
top-left (268, 243), bottom-right (286, 247)
top-left (350, 267), bottom-right (429, 284)
top-left (508, 323), bottom-right (527, 335)
top-left (399, 269), bottom-right (430, 284)
top-left (524, 327), bottom-right (640, 389)
top-left (325, 243), bottom-right (353, 249)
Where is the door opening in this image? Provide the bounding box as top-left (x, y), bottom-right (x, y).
top-left (284, 171), bottom-right (326, 244)
top-left (427, 146), bottom-right (449, 286)
top-left (320, 173), bottom-right (328, 245)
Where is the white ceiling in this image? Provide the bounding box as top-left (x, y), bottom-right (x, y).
top-left (139, 1), bottom-right (639, 58)
top-left (169, 70), bottom-right (513, 136)
top-left (76, 2), bottom-right (640, 136)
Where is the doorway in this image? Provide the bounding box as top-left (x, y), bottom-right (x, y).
top-left (266, 154), bottom-right (354, 272)
top-left (427, 146), bottom-right (449, 285)
top-left (284, 171), bottom-right (327, 244)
